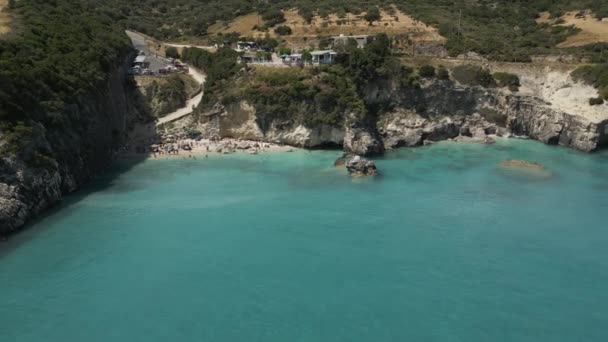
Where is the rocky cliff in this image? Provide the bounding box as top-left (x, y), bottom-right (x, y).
top-left (373, 79), bottom-right (608, 152)
top-left (135, 74), bottom-right (200, 118)
top-left (191, 76), bottom-right (608, 155)
top-left (0, 57), bottom-right (146, 235)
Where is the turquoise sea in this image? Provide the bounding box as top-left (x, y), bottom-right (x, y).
top-left (1, 139), bottom-right (608, 341)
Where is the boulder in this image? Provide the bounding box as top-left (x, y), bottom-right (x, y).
top-left (236, 142), bottom-right (252, 150)
top-left (334, 153), bottom-right (355, 167)
top-left (345, 156), bottom-right (378, 177)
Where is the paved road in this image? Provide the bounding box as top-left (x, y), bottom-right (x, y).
top-left (126, 30), bottom-right (207, 125)
top-left (126, 30), bottom-right (171, 72)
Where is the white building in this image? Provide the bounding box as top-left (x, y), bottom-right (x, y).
top-left (311, 50), bottom-right (337, 65)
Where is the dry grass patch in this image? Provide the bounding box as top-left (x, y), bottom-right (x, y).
top-left (283, 9), bottom-right (444, 42)
top-left (208, 12), bottom-right (266, 38)
top-left (537, 11), bottom-right (608, 48)
top-left (207, 8), bottom-right (446, 47)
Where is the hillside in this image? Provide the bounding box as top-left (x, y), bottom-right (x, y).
top-left (537, 11), bottom-right (608, 48)
top-left (208, 8), bottom-right (446, 48)
top-left (95, 0), bottom-right (608, 62)
top-left (0, 0), bottom-right (142, 233)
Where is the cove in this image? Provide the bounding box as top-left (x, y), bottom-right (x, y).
top-left (1, 139), bottom-right (608, 342)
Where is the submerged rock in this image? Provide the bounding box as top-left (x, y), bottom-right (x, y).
top-left (345, 156), bottom-right (378, 177)
top-left (500, 159), bottom-right (545, 169)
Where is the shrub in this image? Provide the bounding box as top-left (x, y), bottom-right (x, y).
top-left (493, 72), bottom-right (520, 91)
top-left (364, 7), bottom-right (381, 25)
top-left (419, 64), bottom-right (436, 78)
top-left (589, 97), bottom-right (604, 106)
top-left (452, 65), bottom-right (495, 87)
top-left (274, 25), bottom-right (292, 36)
top-left (299, 8), bottom-right (314, 24)
top-left (165, 46), bottom-right (180, 59)
top-left (601, 86), bottom-right (608, 100)
top-left (302, 51), bottom-right (312, 63)
top-left (437, 66), bottom-right (450, 80)
top-left (572, 64), bottom-right (608, 99)
top-left (277, 46), bottom-right (292, 55)
top-left (261, 9), bottom-right (285, 28)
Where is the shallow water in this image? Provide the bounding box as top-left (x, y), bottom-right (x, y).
top-left (2, 139), bottom-right (608, 341)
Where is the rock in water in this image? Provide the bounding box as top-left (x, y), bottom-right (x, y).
top-left (345, 156), bottom-right (378, 177)
top-left (334, 153), bottom-right (354, 167)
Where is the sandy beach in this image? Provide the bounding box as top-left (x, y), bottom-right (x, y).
top-left (118, 137), bottom-right (302, 160)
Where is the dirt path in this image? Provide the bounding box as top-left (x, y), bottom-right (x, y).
top-left (156, 66), bottom-right (206, 126)
top-left (126, 31), bottom-right (207, 126)
top-left (165, 43), bottom-right (216, 51)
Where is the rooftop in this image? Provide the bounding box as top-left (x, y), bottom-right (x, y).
top-left (311, 50), bottom-right (337, 56)
top-left (332, 34), bottom-right (371, 39)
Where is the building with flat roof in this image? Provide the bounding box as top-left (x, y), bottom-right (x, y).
top-left (132, 55), bottom-right (149, 69)
top-left (311, 50), bottom-right (337, 65)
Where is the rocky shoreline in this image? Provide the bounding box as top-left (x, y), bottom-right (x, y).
top-left (3, 68), bottom-right (608, 237)
top-left (184, 77), bottom-right (607, 157)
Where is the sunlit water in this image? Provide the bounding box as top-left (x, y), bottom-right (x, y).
top-left (1, 139), bottom-right (608, 341)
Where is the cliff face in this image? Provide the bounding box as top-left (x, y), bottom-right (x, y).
top-left (135, 74), bottom-right (199, 118)
top-left (0, 58), bottom-right (144, 234)
top-left (374, 79), bottom-right (608, 152)
top-left (195, 78), bottom-right (608, 154)
top-left (195, 101), bottom-right (382, 156)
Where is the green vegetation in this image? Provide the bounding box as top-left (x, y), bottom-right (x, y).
top-left (437, 65), bottom-right (450, 80)
top-left (181, 47), bottom-right (240, 90)
top-left (1, 0), bottom-right (131, 164)
top-left (419, 65), bottom-right (436, 78)
top-left (94, 1), bottom-right (608, 61)
top-left (144, 74), bottom-right (194, 117)
top-left (260, 8), bottom-right (286, 29)
top-left (589, 97), bottom-right (604, 105)
top-left (452, 65), bottom-right (495, 87)
top-left (574, 43), bottom-right (608, 63)
top-left (493, 72), bottom-right (521, 91)
top-left (195, 33), bottom-right (431, 132)
top-left (238, 67), bottom-right (365, 132)
top-left (571, 63), bottom-right (608, 99)
top-left (334, 34), bottom-right (396, 90)
top-left (165, 46), bottom-right (180, 59)
top-left (364, 7), bottom-right (381, 25)
top-left (274, 25), bottom-right (292, 36)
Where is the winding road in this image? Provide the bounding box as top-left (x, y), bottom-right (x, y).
top-left (156, 67), bottom-right (206, 126)
top-left (126, 30), bottom-right (207, 126)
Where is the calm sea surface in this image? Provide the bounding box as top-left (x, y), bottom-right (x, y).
top-left (1, 139), bottom-right (608, 341)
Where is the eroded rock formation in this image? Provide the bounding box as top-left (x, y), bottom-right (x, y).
top-left (192, 78), bottom-right (607, 154)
